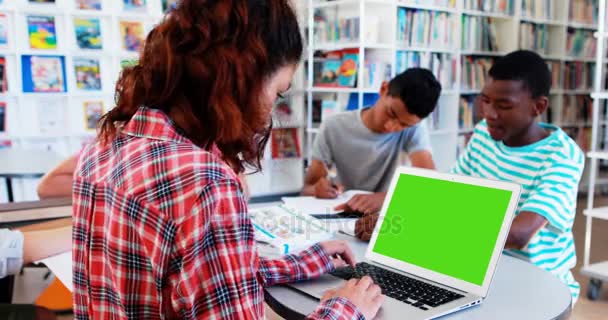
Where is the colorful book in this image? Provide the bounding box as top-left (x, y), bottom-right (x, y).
top-left (119, 21), bottom-right (144, 52)
top-left (317, 59), bottom-right (341, 87)
top-left (74, 18), bottom-right (102, 49)
top-left (271, 128), bottom-right (301, 158)
top-left (27, 16), bottom-right (57, 49)
top-left (83, 101), bottom-right (104, 131)
top-left (76, 0), bottom-right (101, 10)
top-left (29, 0), bottom-right (55, 3)
top-left (338, 53), bottom-right (358, 87)
top-left (21, 55), bottom-right (67, 93)
top-left (0, 56), bottom-right (6, 92)
top-left (74, 58), bottom-right (101, 91)
top-left (0, 102), bottom-right (5, 133)
top-left (124, 0), bottom-right (146, 11)
top-left (0, 13), bottom-right (8, 49)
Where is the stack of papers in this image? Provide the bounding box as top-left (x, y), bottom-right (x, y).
top-left (36, 251), bottom-right (72, 292)
top-left (281, 190), bottom-right (372, 215)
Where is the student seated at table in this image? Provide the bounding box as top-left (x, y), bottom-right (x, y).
top-left (356, 50), bottom-right (583, 302)
top-left (301, 68), bottom-right (441, 215)
top-left (0, 220), bottom-right (71, 279)
top-left (71, 1), bottom-right (384, 319)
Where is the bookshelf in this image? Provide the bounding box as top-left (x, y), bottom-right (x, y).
top-left (304, 0), bottom-right (599, 173)
top-left (0, 0), bottom-right (306, 201)
top-left (582, 0), bottom-right (608, 302)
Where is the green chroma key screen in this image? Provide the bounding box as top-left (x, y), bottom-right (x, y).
top-left (372, 173), bottom-right (513, 286)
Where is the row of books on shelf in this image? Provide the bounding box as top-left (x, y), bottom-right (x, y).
top-left (395, 51), bottom-right (455, 89)
top-left (0, 54), bottom-right (134, 93)
top-left (561, 94), bottom-right (593, 124)
top-left (401, 0), bottom-right (456, 8)
top-left (566, 28), bottom-right (596, 58)
top-left (397, 8), bottom-right (454, 49)
top-left (313, 9), bottom-right (360, 44)
top-left (569, 0), bottom-right (599, 25)
top-left (461, 56), bottom-right (494, 92)
top-left (461, 16), bottom-right (500, 53)
top-left (0, 99), bottom-right (104, 133)
top-left (458, 95), bottom-right (481, 130)
top-left (313, 50), bottom-right (358, 88)
top-left (463, 0), bottom-right (514, 15)
top-left (0, 99), bottom-right (302, 159)
top-left (0, 0), bottom-right (177, 13)
top-left (564, 61), bottom-right (594, 90)
top-left (0, 13), bottom-right (145, 52)
top-left (519, 22), bottom-right (549, 55)
top-left (363, 60), bottom-right (391, 90)
top-left (521, 0), bottom-right (557, 21)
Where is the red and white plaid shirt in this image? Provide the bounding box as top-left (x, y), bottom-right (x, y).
top-left (72, 107), bottom-right (363, 319)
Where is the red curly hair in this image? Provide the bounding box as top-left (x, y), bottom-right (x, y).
top-left (99, 0), bottom-right (303, 173)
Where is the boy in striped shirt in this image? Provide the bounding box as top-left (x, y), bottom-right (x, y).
top-left (451, 50), bottom-right (583, 302)
top-left (355, 50), bottom-right (583, 302)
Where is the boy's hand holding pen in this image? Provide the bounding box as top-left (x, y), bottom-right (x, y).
top-left (314, 173), bottom-right (343, 199)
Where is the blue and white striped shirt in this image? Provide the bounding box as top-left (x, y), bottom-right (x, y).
top-left (451, 120), bottom-right (583, 301)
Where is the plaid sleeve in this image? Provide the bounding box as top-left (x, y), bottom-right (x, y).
top-left (257, 243), bottom-right (334, 286)
top-left (307, 297), bottom-right (365, 320)
top-left (260, 246), bottom-right (365, 320)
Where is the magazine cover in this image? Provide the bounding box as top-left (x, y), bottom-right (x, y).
top-left (0, 56), bottom-right (7, 92)
top-left (119, 21), bottom-right (144, 52)
top-left (22, 55), bottom-right (67, 93)
top-left (74, 18), bottom-right (102, 49)
top-left (83, 100), bottom-right (103, 131)
top-left (76, 0), bottom-right (101, 10)
top-left (36, 98), bottom-right (65, 134)
top-left (27, 15), bottom-right (57, 49)
top-left (271, 128), bottom-right (301, 159)
top-left (0, 102), bottom-right (6, 133)
top-left (0, 13), bottom-right (8, 49)
top-left (123, 0), bottom-right (146, 11)
top-left (74, 58), bottom-right (101, 91)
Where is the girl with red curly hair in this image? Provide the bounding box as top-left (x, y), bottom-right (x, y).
top-left (71, 0), bottom-right (383, 319)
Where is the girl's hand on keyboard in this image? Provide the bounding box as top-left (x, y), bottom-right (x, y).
top-left (321, 276), bottom-right (385, 319)
top-left (320, 240), bottom-right (356, 268)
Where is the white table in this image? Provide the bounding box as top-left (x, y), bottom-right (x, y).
top-left (0, 149), bottom-right (63, 202)
top-left (263, 232), bottom-right (573, 320)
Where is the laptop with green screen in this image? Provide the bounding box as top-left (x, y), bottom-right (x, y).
top-left (290, 167), bottom-right (521, 320)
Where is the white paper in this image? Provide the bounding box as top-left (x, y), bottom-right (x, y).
top-left (36, 251), bottom-right (72, 292)
top-left (282, 190), bottom-right (372, 215)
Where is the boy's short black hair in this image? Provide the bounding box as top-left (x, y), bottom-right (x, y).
top-left (387, 68), bottom-right (442, 119)
top-left (488, 50), bottom-right (551, 98)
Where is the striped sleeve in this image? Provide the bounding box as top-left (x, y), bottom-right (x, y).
top-left (519, 151), bottom-right (584, 232)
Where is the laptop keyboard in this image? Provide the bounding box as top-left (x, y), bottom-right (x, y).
top-left (330, 262), bottom-right (465, 311)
